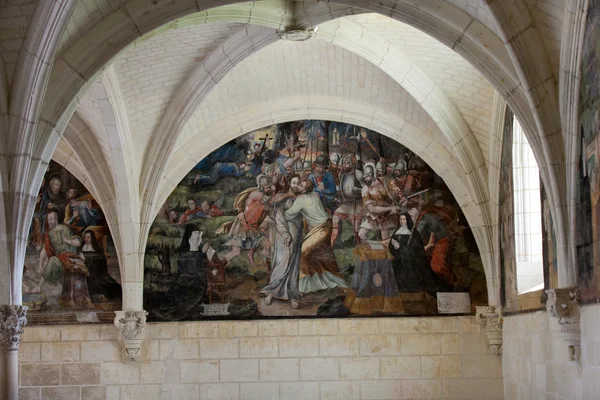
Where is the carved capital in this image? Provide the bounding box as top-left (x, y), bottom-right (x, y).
top-left (277, 29), bottom-right (315, 42)
top-left (114, 310), bottom-right (147, 361)
top-left (475, 305), bottom-right (503, 355)
top-left (546, 287), bottom-right (581, 362)
top-left (0, 305), bottom-right (28, 351)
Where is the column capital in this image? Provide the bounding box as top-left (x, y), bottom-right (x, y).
top-left (0, 305), bottom-right (28, 351)
top-left (475, 305), bottom-right (503, 355)
top-left (114, 310), bottom-right (148, 361)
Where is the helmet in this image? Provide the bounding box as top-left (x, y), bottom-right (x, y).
top-left (256, 174), bottom-right (269, 187)
top-left (292, 159), bottom-right (304, 172)
top-left (314, 154), bottom-right (330, 167)
top-left (363, 162), bottom-right (376, 177)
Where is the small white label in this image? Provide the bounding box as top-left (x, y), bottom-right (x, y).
top-left (201, 303), bottom-right (231, 316)
top-left (437, 293), bottom-right (471, 314)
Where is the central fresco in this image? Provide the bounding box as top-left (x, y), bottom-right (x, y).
top-left (144, 120), bottom-right (487, 320)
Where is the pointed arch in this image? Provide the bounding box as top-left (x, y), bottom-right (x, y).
top-left (156, 96), bottom-right (500, 304)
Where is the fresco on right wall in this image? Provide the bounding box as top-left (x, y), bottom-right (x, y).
top-left (578, 0), bottom-right (600, 302)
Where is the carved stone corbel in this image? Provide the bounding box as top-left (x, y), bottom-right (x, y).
top-left (546, 287), bottom-right (581, 362)
top-left (114, 310), bottom-right (147, 361)
top-left (0, 305), bottom-right (28, 351)
top-left (475, 305), bottom-right (503, 355)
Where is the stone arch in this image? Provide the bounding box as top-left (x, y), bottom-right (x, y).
top-left (139, 21), bottom-right (490, 247)
top-left (32, 3), bottom-right (563, 281)
top-left (39, 0), bottom-right (520, 185)
top-left (484, 0), bottom-right (568, 288)
top-left (153, 96), bottom-right (499, 304)
top-left (1, 0), bottom-right (78, 305)
top-left (139, 25), bottom-right (281, 227)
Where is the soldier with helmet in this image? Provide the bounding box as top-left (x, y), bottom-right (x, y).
top-left (217, 174), bottom-right (273, 264)
top-left (331, 153), bottom-right (364, 247)
top-left (358, 162), bottom-right (399, 241)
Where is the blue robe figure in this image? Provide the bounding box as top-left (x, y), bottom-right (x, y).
top-left (308, 154), bottom-right (337, 213)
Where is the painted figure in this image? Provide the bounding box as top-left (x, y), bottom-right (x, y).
top-left (177, 224), bottom-right (209, 292)
top-left (38, 209), bottom-right (94, 309)
top-left (260, 175), bottom-right (303, 308)
top-left (178, 198), bottom-right (203, 224)
top-left (35, 175), bottom-right (67, 229)
top-left (218, 174), bottom-right (272, 263)
top-left (331, 153), bottom-right (364, 247)
top-left (358, 163), bottom-right (399, 241)
top-left (388, 213), bottom-right (449, 295)
top-left (412, 204), bottom-right (458, 286)
top-left (285, 179), bottom-right (347, 293)
top-left (308, 154), bottom-right (337, 213)
top-left (193, 162), bottom-right (248, 186)
top-left (82, 230), bottom-right (121, 304)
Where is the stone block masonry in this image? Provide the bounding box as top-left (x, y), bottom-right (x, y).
top-left (18, 316), bottom-right (503, 400)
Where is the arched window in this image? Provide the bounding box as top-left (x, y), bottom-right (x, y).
top-left (512, 117), bottom-right (544, 293)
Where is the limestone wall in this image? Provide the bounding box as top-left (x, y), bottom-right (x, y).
top-left (17, 316), bottom-right (503, 400)
top-left (502, 303), bottom-right (600, 399)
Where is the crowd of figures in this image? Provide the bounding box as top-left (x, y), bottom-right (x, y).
top-left (23, 162), bottom-right (121, 312)
top-left (151, 120), bottom-right (483, 318)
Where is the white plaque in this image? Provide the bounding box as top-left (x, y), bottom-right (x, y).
top-left (436, 292), bottom-right (471, 314)
top-left (201, 303), bottom-right (231, 316)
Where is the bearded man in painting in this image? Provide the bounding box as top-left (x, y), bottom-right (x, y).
top-left (35, 209), bottom-right (94, 309)
top-left (35, 175), bottom-right (67, 231)
top-left (260, 175), bottom-right (303, 309)
top-left (358, 163), bottom-right (399, 241)
top-left (285, 179), bottom-right (347, 294)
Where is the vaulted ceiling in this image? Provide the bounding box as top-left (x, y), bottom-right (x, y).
top-left (0, 0), bottom-right (568, 305)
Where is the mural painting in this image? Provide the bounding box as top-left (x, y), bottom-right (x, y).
top-left (143, 120), bottom-right (487, 321)
top-left (499, 108), bottom-right (518, 308)
top-left (578, 0), bottom-right (600, 302)
top-left (22, 161), bottom-right (122, 323)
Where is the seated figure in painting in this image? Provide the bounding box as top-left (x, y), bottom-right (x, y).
top-left (81, 230), bottom-right (121, 305)
top-left (178, 198), bottom-right (203, 224)
top-left (388, 212), bottom-right (449, 296)
top-left (196, 200), bottom-right (224, 219)
top-left (284, 179), bottom-right (348, 293)
top-left (37, 208), bottom-right (94, 309)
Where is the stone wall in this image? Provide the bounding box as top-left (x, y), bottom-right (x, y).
top-left (502, 303), bottom-right (600, 399)
top-left (18, 316), bottom-right (503, 400)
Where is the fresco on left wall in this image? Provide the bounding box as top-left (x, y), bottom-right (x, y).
top-left (22, 161), bottom-right (122, 323)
